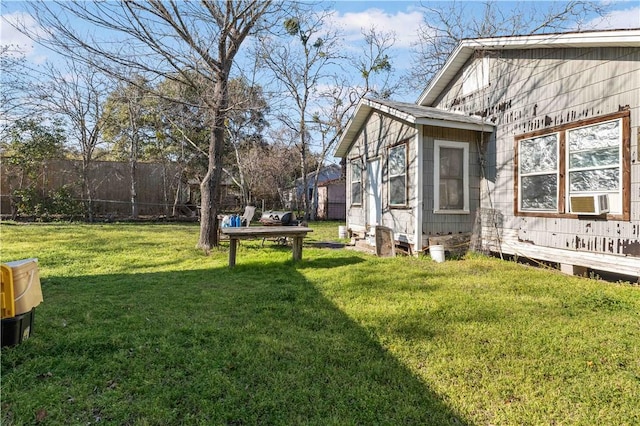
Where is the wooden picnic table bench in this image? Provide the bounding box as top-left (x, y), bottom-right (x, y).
top-left (220, 226), bottom-right (313, 268)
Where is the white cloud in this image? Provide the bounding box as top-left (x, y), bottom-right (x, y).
top-left (331, 8), bottom-right (423, 48)
top-left (0, 11), bottom-right (47, 58)
top-left (586, 6), bottom-right (640, 29)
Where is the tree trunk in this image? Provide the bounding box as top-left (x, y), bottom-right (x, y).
top-left (299, 131), bottom-right (309, 220)
top-left (172, 173), bottom-right (182, 217)
top-left (81, 158), bottom-right (95, 222)
top-left (128, 100), bottom-right (139, 219)
top-left (310, 170), bottom-right (321, 221)
top-left (162, 163), bottom-right (169, 218)
top-left (198, 172), bottom-right (214, 251)
top-left (196, 79), bottom-right (227, 251)
top-left (130, 146), bottom-right (138, 218)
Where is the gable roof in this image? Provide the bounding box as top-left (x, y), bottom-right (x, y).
top-left (418, 29), bottom-right (640, 106)
top-left (334, 98), bottom-right (494, 158)
top-left (291, 163), bottom-right (342, 188)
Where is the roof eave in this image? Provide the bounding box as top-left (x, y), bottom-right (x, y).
top-left (335, 98), bottom-right (496, 158)
top-left (415, 117), bottom-right (494, 132)
top-left (417, 29), bottom-right (640, 107)
top-left (334, 100), bottom-right (372, 158)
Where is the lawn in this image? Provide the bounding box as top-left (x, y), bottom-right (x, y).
top-left (1, 221), bottom-right (639, 425)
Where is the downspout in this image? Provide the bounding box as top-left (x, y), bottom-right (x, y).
top-left (414, 126), bottom-right (424, 255)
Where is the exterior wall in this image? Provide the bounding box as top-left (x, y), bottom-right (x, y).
top-left (346, 111), bottom-right (417, 242)
top-left (421, 126), bottom-right (485, 245)
top-left (317, 182), bottom-right (346, 220)
top-left (287, 164), bottom-right (342, 212)
top-left (434, 46), bottom-right (640, 276)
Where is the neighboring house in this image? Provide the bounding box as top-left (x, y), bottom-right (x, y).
top-left (317, 178), bottom-right (346, 220)
top-left (335, 29), bottom-right (640, 278)
top-left (285, 164), bottom-right (342, 215)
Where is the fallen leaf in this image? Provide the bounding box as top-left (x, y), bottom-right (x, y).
top-left (36, 408), bottom-right (47, 422)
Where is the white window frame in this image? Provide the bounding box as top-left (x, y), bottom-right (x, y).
top-left (350, 159), bottom-right (362, 206)
top-left (388, 144), bottom-right (407, 207)
top-left (434, 139), bottom-right (469, 214)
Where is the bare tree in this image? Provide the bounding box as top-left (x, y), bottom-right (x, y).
top-left (237, 142), bottom-right (292, 209)
top-left (17, 0), bottom-right (279, 250)
top-left (33, 59), bottom-right (115, 221)
top-left (353, 26), bottom-right (401, 100)
top-left (411, 0), bottom-right (606, 86)
top-left (102, 76), bottom-right (160, 219)
top-left (258, 5), bottom-right (345, 220)
top-left (306, 26), bottom-right (400, 219)
top-left (263, 129), bottom-right (310, 209)
top-left (224, 77), bottom-right (269, 207)
top-left (259, 8), bottom-right (403, 219)
top-left (0, 46), bottom-right (39, 139)
top-left (126, 83), bottom-right (144, 219)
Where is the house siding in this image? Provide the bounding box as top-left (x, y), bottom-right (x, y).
top-left (421, 126), bottom-right (484, 242)
top-left (317, 182), bottom-right (346, 220)
top-left (346, 111), bottom-right (417, 241)
top-left (434, 46), bottom-right (640, 276)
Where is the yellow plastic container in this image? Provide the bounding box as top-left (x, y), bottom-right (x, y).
top-left (1, 264), bottom-right (16, 319)
top-left (2, 259), bottom-right (43, 316)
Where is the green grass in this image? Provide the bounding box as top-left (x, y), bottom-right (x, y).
top-left (1, 221), bottom-right (639, 425)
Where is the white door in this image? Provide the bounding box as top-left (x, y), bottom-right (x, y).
top-left (366, 159), bottom-right (382, 230)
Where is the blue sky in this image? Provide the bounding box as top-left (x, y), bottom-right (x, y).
top-left (327, 1), bottom-right (639, 47)
top-left (1, 1), bottom-right (638, 106)
top-left (2, 1), bottom-right (637, 155)
top-left (3, 1), bottom-right (638, 65)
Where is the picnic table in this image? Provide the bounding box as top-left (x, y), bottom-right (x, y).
top-left (220, 226), bottom-right (313, 268)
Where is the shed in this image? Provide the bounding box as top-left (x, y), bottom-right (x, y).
top-left (316, 178), bottom-right (346, 220)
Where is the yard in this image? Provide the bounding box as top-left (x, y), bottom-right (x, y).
top-left (1, 221), bottom-right (639, 425)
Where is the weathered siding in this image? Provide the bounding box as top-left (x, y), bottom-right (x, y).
top-left (421, 126), bottom-right (484, 241)
top-left (435, 46), bottom-right (640, 276)
top-left (346, 111), bottom-right (417, 240)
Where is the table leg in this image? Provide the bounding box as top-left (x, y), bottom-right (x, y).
top-left (229, 238), bottom-right (238, 268)
top-left (292, 236), bottom-right (303, 261)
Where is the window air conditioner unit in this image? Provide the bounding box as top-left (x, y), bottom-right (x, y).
top-left (569, 194), bottom-right (609, 215)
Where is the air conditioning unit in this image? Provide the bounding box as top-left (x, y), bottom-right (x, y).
top-left (569, 194), bottom-right (609, 215)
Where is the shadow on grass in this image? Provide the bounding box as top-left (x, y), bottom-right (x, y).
top-left (2, 263), bottom-right (471, 425)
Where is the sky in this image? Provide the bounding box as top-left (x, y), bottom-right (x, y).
top-left (2, 1), bottom-right (639, 65)
top-left (1, 1), bottom-right (638, 110)
top-left (1, 1), bottom-right (637, 158)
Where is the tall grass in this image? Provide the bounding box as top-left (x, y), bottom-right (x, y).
top-left (1, 221), bottom-right (639, 425)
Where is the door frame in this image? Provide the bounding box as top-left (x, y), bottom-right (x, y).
top-left (366, 158), bottom-right (382, 231)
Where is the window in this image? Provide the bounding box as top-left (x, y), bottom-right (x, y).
top-left (434, 140), bottom-right (469, 213)
top-left (515, 111), bottom-right (628, 218)
top-left (518, 133), bottom-right (559, 211)
top-left (567, 120), bottom-right (621, 209)
top-left (350, 159), bottom-right (362, 205)
top-left (388, 144), bottom-right (407, 206)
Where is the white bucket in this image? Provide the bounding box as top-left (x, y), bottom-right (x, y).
top-left (338, 226), bottom-right (347, 239)
top-left (429, 245), bottom-right (445, 263)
